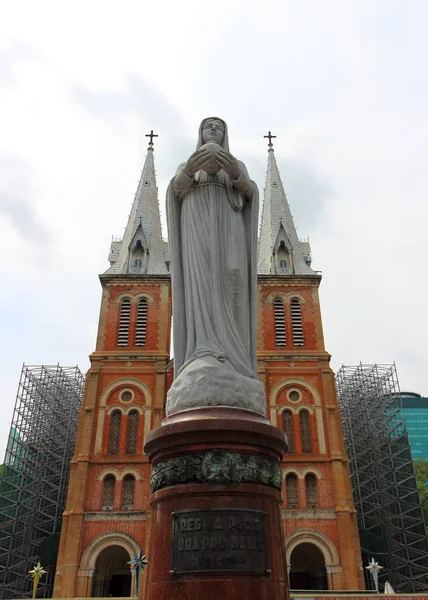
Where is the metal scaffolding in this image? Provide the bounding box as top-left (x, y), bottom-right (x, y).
top-left (336, 363), bottom-right (428, 593)
top-left (0, 364), bottom-right (84, 599)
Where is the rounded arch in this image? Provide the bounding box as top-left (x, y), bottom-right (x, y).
top-left (114, 292), bottom-right (134, 304)
top-left (97, 468), bottom-right (142, 481)
top-left (282, 467), bottom-right (323, 480)
top-left (270, 378), bottom-right (321, 408)
top-left (302, 467), bottom-right (323, 480)
top-left (119, 468), bottom-right (142, 481)
top-left (266, 292), bottom-right (306, 304)
top-left (98, 468), bottom-right (121, 481)
top-left (80, 531), bottom-right (140, 571)
top-left (125, 405), bottom-right (144, 415)
top-left (134, 292), bottom-right (155, 304)
top-left (106, 405), bottom-right (145, 416)
top-left (95, 379), bottom-right (152, 454)
top-left (288, 293), bottom-right (306, 304)
top-left (284, 529), bottom-right (340, 568)
top-left (271, 378), bottom-right (326, 454)
top-left (282, 467), bottom-right (301, 480)
top-left (278, 405), bottom-right (298, 415)
top-left (100, 379), bottom-right (152, 408)
top-left (267, 292), bottom-right (288, 304)
top-left (114, 291), bottom-right (155, 304)
top-left (278, 404), bottom-right (314, 416)
top-left (107, 405), bottom-right (126, 415)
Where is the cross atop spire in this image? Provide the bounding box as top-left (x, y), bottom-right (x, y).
top-left (105, 145), bottom-right (168, 275)
top-left (145, 129), bottom-right (158, 149)
top-left (257, 145), bottom-right (314, 276)
top-left (264, 131), bottom-right (276, 151)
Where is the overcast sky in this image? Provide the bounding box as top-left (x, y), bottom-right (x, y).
top-left (1, 0), bottom-right (427, 458)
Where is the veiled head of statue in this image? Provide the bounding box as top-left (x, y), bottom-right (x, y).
top-left (197, 117), bottom-right (229, 152)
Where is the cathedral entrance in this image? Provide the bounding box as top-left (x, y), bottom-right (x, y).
top-left (289, 542), bottom-right (328, 590)
top-left (92, 545), bottom-right (132, 597)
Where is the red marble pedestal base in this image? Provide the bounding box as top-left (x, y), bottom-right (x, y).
top-left (143, 408), bottom-right (289, 600)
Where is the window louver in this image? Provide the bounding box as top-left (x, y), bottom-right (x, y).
top-left (274, 299), bottom-right (286, 346)
top-left (135, 299), bottom-right (148, 346)
top-left (117, 299), bottom-right (131, 346)
top-left (291, 298), bottom-right (304, 346)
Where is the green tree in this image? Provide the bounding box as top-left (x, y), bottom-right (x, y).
top-left (414, 457), bottom-right (428, 533)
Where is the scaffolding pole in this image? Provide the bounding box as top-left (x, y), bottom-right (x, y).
top-left (336, 363), bottom-right (428, 593)
top-left (0, 364), bottom-right (84, 599)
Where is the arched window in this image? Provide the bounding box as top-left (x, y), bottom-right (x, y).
top-left (135, 299), bottom-right (148, 346)
top-left (126, 411), bottom-right (139, 454)
top-left (290, 298), bottom-right (304, 346)
top-left (122, 475), bottom-right (135, 510)
top-left (305, 474), bottom-right (319, 508)
top-left (273, 298), bottom-right (286, 346)
top-left (300, 410), bottom-right (312, 453)
top-left (282, 410), bottom-right (294, 453)
top-left (286, 474), bottom-right (299, 509)
top-left (109, 411), bottom-right (122, 454)
top-left (117, 299), bottom-right (131, 346)
top-left (102, 475), bottom-right (115, 510)
top-left (280, 259), bottom-right (287, 268)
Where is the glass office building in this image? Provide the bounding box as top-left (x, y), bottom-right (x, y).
top-left (401, 392), bottom-right (428, 460)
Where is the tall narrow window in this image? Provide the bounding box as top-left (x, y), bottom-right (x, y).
top-left (117, 299), bottom-right (131, 346)
top-left (135, 299), bottom-right (148, 346)
top-left (122, 475), bottom-right (135, 510)
top-left (305, 474), bottom-right (318, 508)
top-left (102, 475), bottom-right (115, 510)
top-left (300, 410), bottom-right (312, 453)
top-left (109, 410), bottom-right (122, 454)
top-left (273, 298), bottom-right (286, 346)
top-left (282, 410), bottom-right (294, 453)
top-left (126, 411), bottom-right (139, 454)
top-left (286, 474), bottom-right (298, 509)
top-left (290, 298), bottom-right (304, 346)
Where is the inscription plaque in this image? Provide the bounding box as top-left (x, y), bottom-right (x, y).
top-left (171, 508), bottom-right (268, 574)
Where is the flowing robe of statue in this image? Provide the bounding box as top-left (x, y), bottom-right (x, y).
top-left (166, 118), bottom-right (266, 416)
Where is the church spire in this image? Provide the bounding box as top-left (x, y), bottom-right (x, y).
top-left (106, 135), bottom-right (168, 275)
top-left (258, 135), bottom-right (313, 275)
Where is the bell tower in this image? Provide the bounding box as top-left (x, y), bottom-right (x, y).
top-left (257, 136), bottom-right (364, 590)
top-left (53, 138), bottom-right (171, 598)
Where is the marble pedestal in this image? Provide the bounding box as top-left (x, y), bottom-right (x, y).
top-left (143, 407), bottom-right (289, 600)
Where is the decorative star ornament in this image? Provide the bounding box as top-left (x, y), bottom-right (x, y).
top-left (365, 558), bottom-right (383, 592)
top-left (29, 562), bottom-right (47, 578)
top-left (29, 563), bottom-right (47, 599)
top-left (365, 557), bottom-right (383, 574)
top-left (128, 550), bottom-right (148, 594)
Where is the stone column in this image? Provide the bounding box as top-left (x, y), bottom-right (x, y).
top-left (143, 407), bottom-right (289, 600)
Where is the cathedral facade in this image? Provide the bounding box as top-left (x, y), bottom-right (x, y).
top-left (53, 139), bottom-right (364, 598)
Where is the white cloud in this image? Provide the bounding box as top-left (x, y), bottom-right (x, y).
top-left (1, 0), bottom-right (427, 456)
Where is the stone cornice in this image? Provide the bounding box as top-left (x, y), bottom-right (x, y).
top-left (257, 351), bottom-right (332, 360)
top-left (84, 511), bottom-right (147, 521)
top-left (257, 274), bottom-right (322, 285)
top-left (282, 509), bottom-right (336, 520)
top-left (99, 274), bottom-right (171, 285)
top-left (89, 351), bottom-right (170, 360)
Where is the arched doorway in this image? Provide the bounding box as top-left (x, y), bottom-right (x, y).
top-left (289, 542), bottom-right (328, 590)
top-left (92, 545), bottom-right (132, 597)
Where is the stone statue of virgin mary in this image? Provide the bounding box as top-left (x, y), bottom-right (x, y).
top-left (166, 117), bottom-right (266, 416)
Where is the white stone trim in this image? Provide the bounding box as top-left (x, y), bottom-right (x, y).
top-left (97, 467), bottom-right (143, 481)
top-left (284, 528), bottom-right (340, 568)
top-left (95, 379), bottom-right (152, 454)
top-left (282, 466), bottom-right (323, 480)
top-left (270, 378), bottom-right (326, 455)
